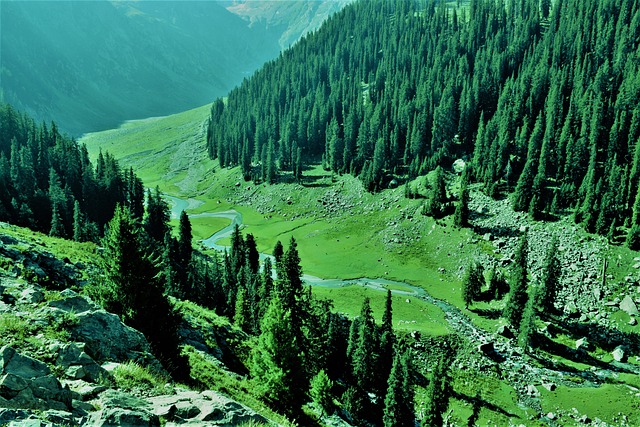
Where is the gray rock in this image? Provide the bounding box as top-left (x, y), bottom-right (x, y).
top-left (612, 346), bottom-right (627, 362)
top-left (0, 346), bottom-right (50, 379)
top-left (52, 342), bottom-right (108, 382)
top-left (19, 288), bottom-right (44, 304)
top-left (629, 317), bottom-right (638, 326)
top-left (526, 384), bottom-right (540, 397)
top-left (564, 301), bottom-right (578, 316)
top-left (71, 310), bottom-right (152, 362)
top-left (89, 390), bottom-right (159, 427)
top-left (575, 337), bottom-right (591, 351)
top-left (0, 347), bottom-right (71, 412)
top-left (620, 295), bottom-right (639, 316)
top-left (48, 289), bottom-right (96, 314)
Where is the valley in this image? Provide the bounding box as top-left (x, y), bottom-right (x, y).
top-left (3, 0), bottom-right (640, 425)
top-left (80, 106), bottom-right (640, 426)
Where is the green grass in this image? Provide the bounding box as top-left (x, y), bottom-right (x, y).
top-left (190, 216), bottom-right (231, 242)
top-left (311, 284), bottom-right (449, 336)
top-left (539, 384), bottom-right (640, 425)
top-left (113, 361), bottom-right (170, 394)
top-left (80, 104), bottom-right (215, 193)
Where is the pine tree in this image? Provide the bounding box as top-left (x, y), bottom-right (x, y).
top-left (424, 166), bottom-right (448, 218)
top-left (72, 200), bottom-right (84, 242)
top-left (251, 297), bottom-right (303, 414)
top-left (627, 225), bottom-right (640, 250)
top-left (534, 237), bottom-right (560, 314)
top-left (383, 349), bottom-right (414, 427)
top-left (453, 186), bottom-right (470, 227)
top-left (422, 355), bottom-right (449, 427)
top-left (351, 297), bottom-right (379, 392)
top-left (96, 206), bottom-right (186, 377)
top-left (503, 233), bottom-right (530, 331)
top-left (310, 369), bottom-right (333, 416)
top-left (518, 297), bottom-right (537, 352)
top-left (462, 261), bottom-right (484, 309)
top-left (49, 204), bottom-right (65, 238)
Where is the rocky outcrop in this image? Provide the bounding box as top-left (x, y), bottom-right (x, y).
top-left (70, 308), bottom-right (153, 363)
top-left (0, 346), bottom-right (72, 412)
top-left (149, 389), bottom-right (267, 426)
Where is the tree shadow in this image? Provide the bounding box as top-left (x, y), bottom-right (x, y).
top-left (451, 390), bottom-right (518, 421)
top-left (470, 307), bottom-right (502, 320)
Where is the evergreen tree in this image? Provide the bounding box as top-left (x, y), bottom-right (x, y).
top-left (72, 200), bottom-right (84, 242)
top-left (421, 355), bottom-right (449, 427)
top-left (423, 166), bottom-right (448, 218)
top-left (310, 369), bottom-right (333, 416)
top-left (503, 233), bottom-right (530, 331)
top-left (518, 297), bottom-right (537, 352)
top-left (462, 261), bottom-right (484, 309)
top-left (351, 297), bottom-right (379, 392)
top-left (49, 204), bottom-right (65, 238)
top-left (251, 297), bottom-right (304, 415)
top-left (627, 225), bottom-right (640, 250)
top-left (383, 349), bottom-right (414, 427)
top-left (534, 237), bottom-right (560, 313)
top-left (453, 186), bottom-right (470, 227)
top-left (95, 206), bottom-right (186, 377)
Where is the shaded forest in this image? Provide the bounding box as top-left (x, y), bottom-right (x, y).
top-left (206, 0), bottom-right (640, 242)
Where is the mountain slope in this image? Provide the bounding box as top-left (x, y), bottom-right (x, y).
top-left (0, 0), bottom-right (281, 136)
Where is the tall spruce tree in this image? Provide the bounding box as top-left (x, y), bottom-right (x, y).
top-left (503, 233), bottom-right (530, 331)
top-left (251, 297), bottom-right (304, 414)
top-left (383, 349), bottom-right (414, 427)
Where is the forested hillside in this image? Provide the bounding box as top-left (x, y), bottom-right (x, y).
top-left (0, 104), bottom-right (143, 241)
top-left (207, 0), bottom-right (640, 242)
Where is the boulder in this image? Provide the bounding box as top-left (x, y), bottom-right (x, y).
top-left (612, 346), bottom-right (627, 362)
top-left (575, 338), bottom-right (592, 351)
top-left (88, 390), bottom-right (159, 427)
top-left (48, 289), bottom-right (96, 314)
top-left (564, 301), bottom-right (578, 317)
top-left (0, 346), bottom-right (50, 379)
top-left (19, 287), bottom-right (44, 304)
top-left (452, 158), bottom-right (466, 174)
top-left (629, 317), bottom-right (638, 326)
top-left (526, 384), bottom-right (540, 397)
top-left (148, 389), bottom-right (267, 426)
top-left (70, 310), bottom-right (152, 362)
top-left (52, 342), bottom-right (108, 382)
top-left (620, 295), bottom-right (639, 316)
top-left (0, 346), bottom-right (71, 412)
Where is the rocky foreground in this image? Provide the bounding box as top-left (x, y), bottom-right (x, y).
top-left (0, 227), bottom-right (267, 427)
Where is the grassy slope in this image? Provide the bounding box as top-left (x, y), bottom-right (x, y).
top-left (80, 109), bottom-right (640, 427)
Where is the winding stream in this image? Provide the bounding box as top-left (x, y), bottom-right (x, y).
top-left (163, 193), bottom-right (636, 400)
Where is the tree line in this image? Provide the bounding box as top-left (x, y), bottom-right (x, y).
top-left (0, 103), bottom-right (144, 241)
top-left (206, 0), bottom-right (640, 245)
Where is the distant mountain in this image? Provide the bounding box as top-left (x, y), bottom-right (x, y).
top-left (223, 0), bottom-right (355, 49)
top-left (0, 1), bottom-right (285, 135)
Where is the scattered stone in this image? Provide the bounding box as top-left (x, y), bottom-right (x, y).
top-left (452, 158), bottom-right (466, 174)
top-left (19, 287), bottom-right (44, 304)
top-left (526, 384), bottom-right (540, 397)
top-left (575, 337), bottom-right (591, 351)
top-left (542, 382), bottom-right (557, 391)
top-left (564, 301), bottom-right (578, 317)
top-left (629, 317), bottom-right (637, 326)
top-left (547, 412), bottom-right (557, 420)
top-left (620, 295), bottom-right (639, 316)
top-left (612, 346), bottom-right (627, 362)
top-left (496, 325), bottom-right (515, 339)
top-left (483, 232), bottom-right (492, 241)
top-left (51, 343), bottom-right (108, 382)
top-left (0, 346), bottom-right (71, 412)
